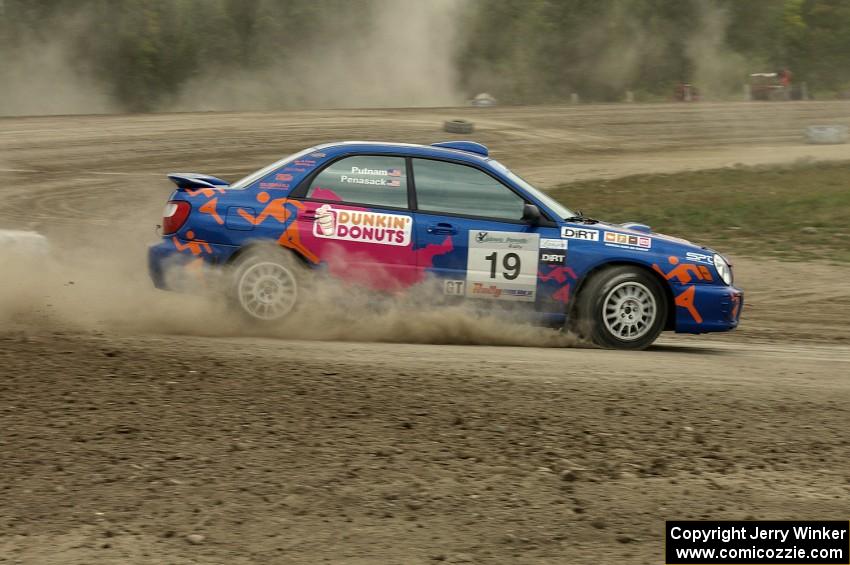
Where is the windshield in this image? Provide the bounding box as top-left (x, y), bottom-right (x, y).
top-left (228, 146), bottom-right (319, 190)
top-left (488, 159), bottom-right (575, 219)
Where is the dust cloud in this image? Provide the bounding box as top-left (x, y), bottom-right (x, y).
top-left (463, 0), bottom-right (753, 102)
top-left (0, 0), bottom-right (465, 116)
top-left (274, 274), bottom-right (577, 347)
top-left (0, 15), bottom-right (114, 116)
top-left (685, 2), bottom-right (748, 99)
top-left (167, 0), bottom-right (465, 111)
top-left (0, 0), bottom-right (760, 115)
top-left (0, 238), bottom-right (576, 349)
top-left (573, 2), bottom-right (670, 98)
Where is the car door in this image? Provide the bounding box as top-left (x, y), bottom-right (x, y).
top-left (411, 157), bottom-right (563, 309)
top-left (287, 154), bottom-right (417, 291)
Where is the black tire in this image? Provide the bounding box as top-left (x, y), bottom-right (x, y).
top-left (573, 266), bottom-right (667, 350)
top-left (443, 119), bottom-right (474, 134)
top-left (228, 247), bottom-right (307, 323)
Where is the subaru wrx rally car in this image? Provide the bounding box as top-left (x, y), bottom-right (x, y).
top-left (148, 141), bottom-right (742, 349)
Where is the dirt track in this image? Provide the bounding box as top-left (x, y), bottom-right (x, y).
top-left (1, 103), bottom-right (850, 564)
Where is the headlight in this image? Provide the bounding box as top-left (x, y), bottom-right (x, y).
top-left (713, 254), bottom-right (732, 285)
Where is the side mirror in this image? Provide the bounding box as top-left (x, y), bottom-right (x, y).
top-left (522, 203), bottom-right (541, 225)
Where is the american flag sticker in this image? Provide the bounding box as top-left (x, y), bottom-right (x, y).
top-left (387, 179), bottom-right (401, 187)
top-left (388, 168), bottom-right (402, 177)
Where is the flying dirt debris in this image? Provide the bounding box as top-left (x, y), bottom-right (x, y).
top-left (0, 230), bottom-right (49, 255)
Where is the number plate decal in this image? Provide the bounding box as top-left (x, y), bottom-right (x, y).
top-left (467, 231), bottom-right (539, 302)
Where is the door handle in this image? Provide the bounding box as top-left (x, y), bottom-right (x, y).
top-left (426, 223), bottom-right (457, 235)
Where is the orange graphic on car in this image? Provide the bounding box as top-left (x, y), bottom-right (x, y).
top-left (185, 187), bottom-right (225, 198)
top-left (237, 192), bottom-right (320, 264)
top-left (730, 292), bottom-right (742, 320)
top-left (172, 230), bottom-right (212, 256)
top-left (674, 285), bottom-right (702, 324)
top-left (199, 197), bottom-right (224, 225)
top-left (539, 265), bottom-right (578, 303)
top-left (652, 256), bottom-right (712, 284)
top-left (653, 256), bottom-right (711, 323)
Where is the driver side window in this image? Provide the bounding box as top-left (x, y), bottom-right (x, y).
top-left (306, 155), bottom-right (408, 208)
top-left (412, 158), bottom-right (525, 220)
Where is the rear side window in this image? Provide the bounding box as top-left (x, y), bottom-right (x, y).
top-left (412, 158), bottom-right (525, 220)
top-left (307, 155), bottom-right (407, 208)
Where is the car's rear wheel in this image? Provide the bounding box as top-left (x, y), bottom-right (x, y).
top-left (573, 266), bottom-right (667, 350)
top-left (230, 249), bottom-right (304, 322)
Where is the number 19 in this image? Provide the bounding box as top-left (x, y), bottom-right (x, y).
top-left (485, 252), bottom-right (521, 280)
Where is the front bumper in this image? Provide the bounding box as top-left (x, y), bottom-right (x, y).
top-left (674, 283), bottom-right (744, 334)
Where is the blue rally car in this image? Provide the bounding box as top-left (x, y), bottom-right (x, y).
top-left (149, 141), bottom-right (743, 349)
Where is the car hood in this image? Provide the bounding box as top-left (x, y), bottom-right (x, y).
top-left (592, 220), bottom-right (713, 253)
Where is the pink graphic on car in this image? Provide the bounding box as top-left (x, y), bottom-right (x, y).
top-left (539, 265), bottom-right (578, 303)
top-left (288, 188), bottom-right (454, 291)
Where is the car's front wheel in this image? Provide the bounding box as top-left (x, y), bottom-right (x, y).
top-left (573, 266), bottom-right (667, 350)
top-left (229, 249), bottom-right (304, 322)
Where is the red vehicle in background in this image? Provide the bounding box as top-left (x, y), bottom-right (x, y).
top-left (750, 69), bottom-right (798, 100)
top-left (673, 82), bottom-right (700, 102)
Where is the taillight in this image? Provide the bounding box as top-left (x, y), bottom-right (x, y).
top-left (162, 200), bottom-right (191, 235)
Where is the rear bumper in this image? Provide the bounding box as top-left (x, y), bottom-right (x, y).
top-left (148, 238), bottom-right (239, 291)
top-left (674, 284), bottom-right (744, 334)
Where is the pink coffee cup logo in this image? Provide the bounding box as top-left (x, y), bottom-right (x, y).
top-left (315, 204), bottom-right (336, 236)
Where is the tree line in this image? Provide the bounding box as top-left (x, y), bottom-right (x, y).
top-left (2, 0), bottom-right (849, 112)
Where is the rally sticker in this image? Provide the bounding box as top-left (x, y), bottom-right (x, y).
top-left (313, 205), bottom-right (411, 246)
top-left (561, 227), bottom-right (599, 241)
top-left (685, 251), bottom-right (713, 264)
top-left (349, 166), bottom-right (402, 177)
top-left (339, 166), bottom-right (403, 187)
top-left (603, 231), bottom-right (652, 250)
top-left (539, 250), bottom-right (565, 265)
top-left (540, 238), bottom-right (568, 250)
top-left (466, 231), bottom-right (539, 302)
top-left (443, 280), bottom-right (465, 296)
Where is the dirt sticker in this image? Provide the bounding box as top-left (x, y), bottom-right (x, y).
top-left (561, 227), bottom-right (599, 241)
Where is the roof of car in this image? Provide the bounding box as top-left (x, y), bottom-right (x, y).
top-left (314, 141), bottom-right (491, 164)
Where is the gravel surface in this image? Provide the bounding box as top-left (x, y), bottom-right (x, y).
top-left (1, 103), bottom-right (849, 564)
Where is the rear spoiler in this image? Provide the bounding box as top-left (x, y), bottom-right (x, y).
top-left (167, 172), bottom-right (229, 190)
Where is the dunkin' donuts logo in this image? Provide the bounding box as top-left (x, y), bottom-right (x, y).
top-left (313, 205), bottom-right (412, 246)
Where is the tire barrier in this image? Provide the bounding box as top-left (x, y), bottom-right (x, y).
top-left (804, 125), bottom-right (848, 144)
top-left (443, 119), bottom-right (474, 134)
